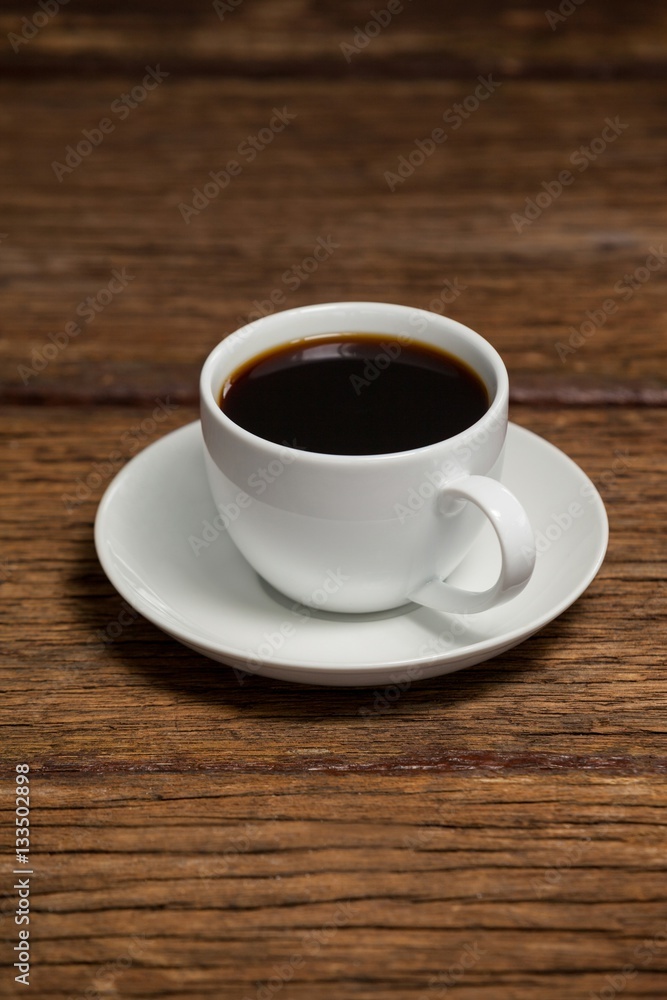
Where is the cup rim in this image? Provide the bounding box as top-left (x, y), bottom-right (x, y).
top-left (200, 301), bottom-right (509, 464)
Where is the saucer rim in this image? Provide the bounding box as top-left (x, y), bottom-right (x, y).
top-left (94, 421), bottom-right (609, 676)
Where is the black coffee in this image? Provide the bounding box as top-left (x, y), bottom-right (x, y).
top-left (219, 334), bottom-right (489, 455)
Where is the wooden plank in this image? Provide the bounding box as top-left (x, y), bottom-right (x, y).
top-left (1, 404), bottom-right (665, 770)
top-left (1, 79), bottom-right (666, 405)
top-left (1, 772), bottom-right (666, 998)
top-left (2, 9), bottom-right (665, 997)
top-left (0, 0), bottom-right (666, 78)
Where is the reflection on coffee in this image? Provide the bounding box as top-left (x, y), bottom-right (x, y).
top-left (219, 334), bottom-right (489, 455)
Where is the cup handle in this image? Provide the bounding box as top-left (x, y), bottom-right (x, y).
top-left (409, 475), bottom-right (536, 614)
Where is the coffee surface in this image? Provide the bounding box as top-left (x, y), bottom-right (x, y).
top-left (219, 334), bottom-right (489, 455)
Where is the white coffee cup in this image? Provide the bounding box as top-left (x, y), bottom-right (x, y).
top-left (200, 302), bottom-right (535, 614)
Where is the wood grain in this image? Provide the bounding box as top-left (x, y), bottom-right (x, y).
top-left (1, 773), bottom-right (667, 999)
top-left (0, 0), bottom-right (666, 78)
top-left (1, 405), bottom-right (665, 771)
top-left (2, 3), bottom-right (666, 997)
top-left (1, 79), bottom-right (667, 405)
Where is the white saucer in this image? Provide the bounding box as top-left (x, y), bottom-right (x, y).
top-left (95, 422), bottom-right (608, 687)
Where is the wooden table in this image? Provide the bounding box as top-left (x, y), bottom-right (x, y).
top-left (2, 2), bottom-right (666, 997)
